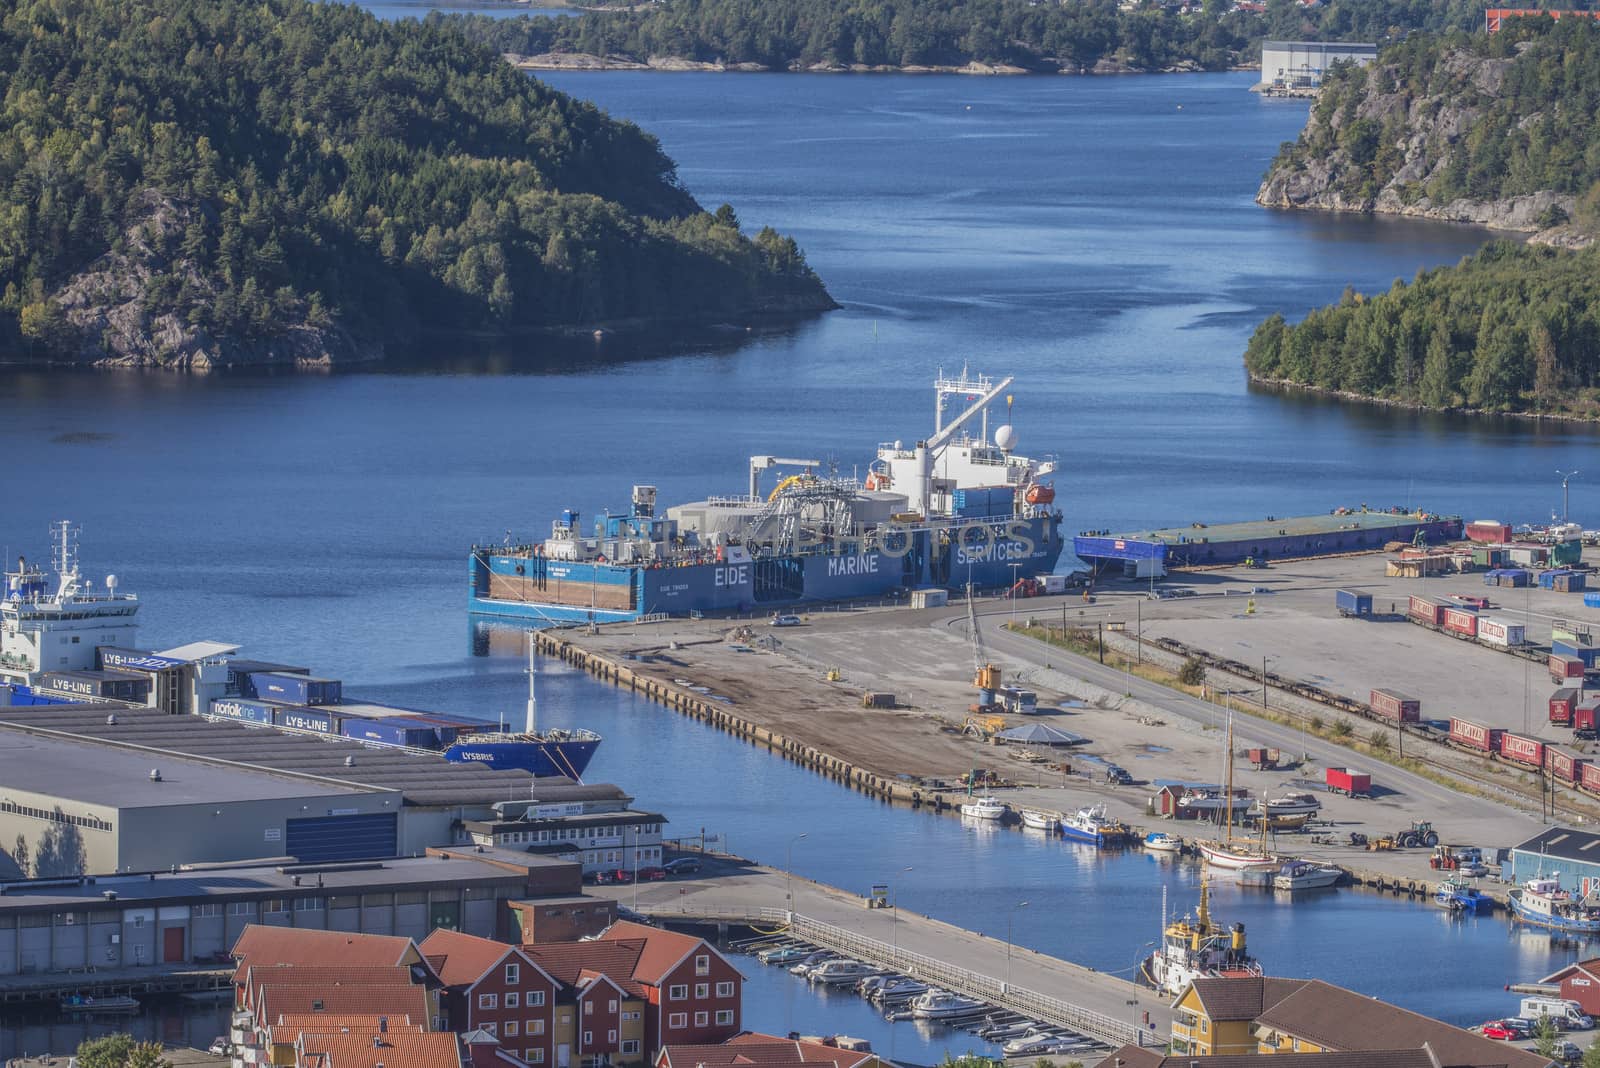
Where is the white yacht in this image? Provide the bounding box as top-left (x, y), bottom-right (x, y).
top-left (1271, 860), bottom-right (1344, 891)
top-left (910, 989), bottom-right (986, 1019)
top-left (1020, 809), bottom-right (1058, 831)
top-left (808, 960), bottom-right (883, 985)
top-left (960, 796), bottom-right (1008, 821)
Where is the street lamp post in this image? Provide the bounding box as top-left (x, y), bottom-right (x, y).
top-left (891, 866), bottom-right (914, 961)
top-left (785, 833), bottom-right (808, 915)
top-left (1559, 470), bottom-right (1580, 522)
top-left (1009, 563), bottom-right (1021, 629)
top-left (1261, 655), bottom-right (1273, 711)
top-left (1004, 900), bottom-right (1030, 990)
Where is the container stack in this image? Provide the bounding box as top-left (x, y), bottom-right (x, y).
top-left (1483, 568), bottom-right (1532, 588)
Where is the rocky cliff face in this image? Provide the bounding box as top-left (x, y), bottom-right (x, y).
top-left (1256, 45), bottom-right (1590, 248)
top-left (47, 191), bottom-right (380, 371)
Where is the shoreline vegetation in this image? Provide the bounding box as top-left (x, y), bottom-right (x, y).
top-left (0, 0), bottom-right (833, 372)
top-left (434, 0), bottom-right (1497, 80)
top-left (1244, 20), bottom-right (1600, 420)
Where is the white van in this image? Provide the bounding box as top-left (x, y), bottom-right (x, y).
top-left (1521, 996), bottom-right (1595, 1030)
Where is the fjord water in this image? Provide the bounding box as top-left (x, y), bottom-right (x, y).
top-left (1, 68), bottom-right (1595, 1042)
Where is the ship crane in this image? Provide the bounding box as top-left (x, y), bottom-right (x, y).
top-left (908, 375), bottom-right (1013, 516)
top-left (748, 456), bottom-right (823, 500)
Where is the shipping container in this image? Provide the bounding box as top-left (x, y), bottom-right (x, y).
top-left (1509, 547), bottom-right (1545, 567)
top-left (1494, 568), bottom-right (1533, 587)
top-left (1585, 592), bottom-right (1600, 609)
top-left (1557, 573), bottom-right (1588, 593)
top-left (1442, 607), bottom-right (1480, 638)
top-left (1037, 574), bottom-right (1068, 595)
top-left (1477, 617), bottom-right (1525, 647)
top-left (1369, 689), bottom-right (1421, 723)
top-left (910, 587), bottom-right (951, 609)
top-left (341, 716), bottom-right (440, 748)
top-left (1583, 762), bottom-right (1600, 796)
top-left (1408, 596), bottom-right (1446, 626)
top-left (1325, 767), bottom-right (1371, 796)
top-left (1552, 689), bottom-right (1582, 726)
top-left (1577, 698), bottom-right (1600, 734)
top-left (207, 697), bottom-right (282, 725)
top-left (1539, 569), bottom-right (1573, 589)
top-left (249, 671), bottom-right (342, 707)
top-left (36, 670), bottom-right (150, 701)
top-left (1449, 717), bottom-right (1503, 753)
top-left (1553, 653), bottom-right (1588, 682)
top-left (1466, 521), bottom-right (1513, 544)
top-left (1501, 732), bottom-right (1545, 768)
top-left (1335, 590), bottom-right (1373, 618)
top-left (271, 706), bottom-right (338, 734)
top-left (1553, 640), bottom-right (1600, 667)
top-left (227, 659), bottom-right (309, 696)
top-left (1547, 745), bottom-right (1587, 786)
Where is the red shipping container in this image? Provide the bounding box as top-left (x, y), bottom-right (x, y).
top-left (1552, 688), bottom-right (1581, 725)
top-left (1408, 596), bottom-right (1445, 625)
top-left (1578, 699), bottom-right (1600, 733)
top-left (1449, 717), bottom-right (1501, 753)
top-left (1442, 607), bottom-right (1480, 637)
top-left (1552, 654), bottom-right (1587, 682)
top-left (1369, 689), bottom-right (1422, 723)
top-left (1325, 766), bottom-right (1371, 796)
top-left (1547, 746), bottom-right (1586, 785)
top-left (1466, 521), bottom-right (1514, 544)
top-left (1501, 732), bottom-right (1544, 768)
top-left (1583, 762), bottom-right (1600, 795)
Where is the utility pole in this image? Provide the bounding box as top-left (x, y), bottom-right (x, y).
top-left (1136, 598), bottom-right (1142, 664)
top-left (1261, 656), bottom-right (1270, 711)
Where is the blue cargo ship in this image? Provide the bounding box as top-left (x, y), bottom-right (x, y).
top-left (3, 524), bottom-right (600, 779)
top-left (470, 368), bottom-right (1065, 623)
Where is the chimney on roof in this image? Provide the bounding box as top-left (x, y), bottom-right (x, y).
top-left (379, 1017), bottom-right (388, 1034)
top-left (372, 1037), bottom-right (383, 1049)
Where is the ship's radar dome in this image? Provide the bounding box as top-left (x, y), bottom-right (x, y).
top-left (994, 425), bottom-right (1018, 452)
top-left (106, 574), bottom-right (118, 591)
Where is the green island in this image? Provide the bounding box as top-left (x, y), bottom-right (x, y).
top-left (1246, 19), bottom-right (1600, 419)
top-left (434, 0), bottom-right (1488, 75)
top-left (0, 0), bottom-right (832, 370)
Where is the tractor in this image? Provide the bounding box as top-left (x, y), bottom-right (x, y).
top-left (1396, 820), bottom-right (1440, 849)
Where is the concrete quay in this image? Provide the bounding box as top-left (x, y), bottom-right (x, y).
top-left (590, 858), bottom-right (1167, 1049)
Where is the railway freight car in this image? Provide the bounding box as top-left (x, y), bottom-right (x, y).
top-left (1409, 596), bottom-right (1446, 626)
top-left (1441, 607), bottom-right (1480, 638)
top-left (1449, 717), bottom-right (1503, 754)
top-left (1546, 745), bottom-right (1588, 787)
top-left (1500, 731), bottom-right (1545, 770)
top-left (1369, 689), bottom-right (1421, 723)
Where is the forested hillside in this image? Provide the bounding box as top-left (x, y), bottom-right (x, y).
top-left (1258, 18), bottom-right (1600, 239)
top-left (1244, 243), bottom-right (1600, 416)
top-left (434, 0), bottom-right (1495, 73)
top-left (0, 0), bottom-right (831, 369)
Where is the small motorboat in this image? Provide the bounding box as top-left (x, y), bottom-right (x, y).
top-left (1060, 803), bottom-right (1131, 845)
top-left (1435, 876), bottom-right (1492, 914)
top-left (863, 976), bottom-right (928, 1002)
top-left (1272, 860), bottom-right (1344, 892)
top-left (910, 989), bottom-right (986, 1019)
top-left (1144, 831), bottom-right (1183, 852)
top-left (758, 945), bottom-right (812, 965)
top-left (808, 959), bottom-right (884, 985)
top-left (1020, 809), bottom-right (1058, 831)
top-left (1004, 1030), bottom-right (1080, 1056)
top-left (60, 993), bottom-right (140, 1015)
top-left (789, 952), bottom-right (838, 976)
top-left (960, 796), bottom-right (1008, 821)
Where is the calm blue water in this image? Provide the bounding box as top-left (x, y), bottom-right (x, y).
top-left (1, 70), bottom-right (1593, 1043)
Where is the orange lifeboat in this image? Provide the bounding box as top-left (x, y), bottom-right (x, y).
top-left (1025, 484), bottom-right (1056, 505)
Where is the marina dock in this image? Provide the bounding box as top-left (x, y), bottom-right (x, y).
top-left (591, 859), bottom-right (1166, 1048)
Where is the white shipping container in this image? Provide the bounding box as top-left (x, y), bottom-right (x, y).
top-left (1478, 617), bottom-right (1525, 647)
top-left (1038, 574), bottom-right (1068, 594)
top-left (910, 588), bottom-right (949, 610)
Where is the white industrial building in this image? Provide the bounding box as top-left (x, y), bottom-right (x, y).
top-left (1260, 41), bottom-right (1378, 90)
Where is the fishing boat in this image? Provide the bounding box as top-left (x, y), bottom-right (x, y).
top-left (1020, 809), bottom-right (1058, 831)
top-left (1143, 831), bottom-right (1183, 853)
top-left (1141, 880), bottom-right (1262, 996)
top-left (1197, 714), bottom-right (1275, 871)
top-left (789, 952), bottom-right (838, 976)
top-left (910, 989), bottom-right (986, 1020)
top-left (60, 993), bottom-right (140, 1015)
top-left (1253, 792), bottom-right (1322, 830)
top-left (1059, 803), bottom-right (1130, 845)
top-left (960, 796), bottom-right (1008, 821)
top-left (1435, 876), bottom-right (1492, 914)
top-left (1271, 859), bottom-right (1343, 892)
top-left (1508, 875), bottom-right (1600, 933)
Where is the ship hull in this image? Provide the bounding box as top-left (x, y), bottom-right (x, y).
top-left (470, 514), bottom-right (1063, 623)
top-left (1198, 841), bottom-right (1276, 870)
top-left (443, 737), bottom-right (600, 778)
top-left (1508, 891), bottom-right (1600, 933)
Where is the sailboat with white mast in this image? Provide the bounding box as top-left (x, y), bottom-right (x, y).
top-left (1197, 713), bottom-right (1275, 871)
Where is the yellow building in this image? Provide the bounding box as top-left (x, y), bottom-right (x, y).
top-left (1171, 977), bottom-right (1308, 1055)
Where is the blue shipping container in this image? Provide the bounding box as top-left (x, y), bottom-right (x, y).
top-left (250, 672), bottom-right (342, 707)
top-left (208, 698), bottom-right (281, 725)
top-left (1539, 570), bottom-right (1573, 589)
top-left (1585, 592), bottom-right (1600, 609)
top-left (272, 706), bottom-right (337, 734)
top-left (1553, 639), bottom-right (1600, 667)
top-left (341, 717), bottom-right (438, 748)
top-left (1335, 589), bottom-right (1373, 617)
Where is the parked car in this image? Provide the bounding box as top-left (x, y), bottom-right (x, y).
top-left (1552, 1039), bottom-right (1584, 1064)
top-left (1479, 1021), bottom-right (1518, 1040)
top-left (639, 866), bottom-right (668, 881)
top-left (1104, 765), bottom-right (1133, 785)
top-left (610, 869), bottom-right (635, 884)
top-left (208, 1039), bottom-right (231, 1057)
top-left (1499, 1017), bottom-right (1536, 1039)
top-left (593, 870), bottom-right (617, 885)
top-left (664, 857), bottom-right (702, 875)
top-left (770, 614), bottom-right (803, 627)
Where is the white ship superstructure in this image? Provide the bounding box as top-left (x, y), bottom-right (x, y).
top-left (1, 521), bottom-right (140, 684)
